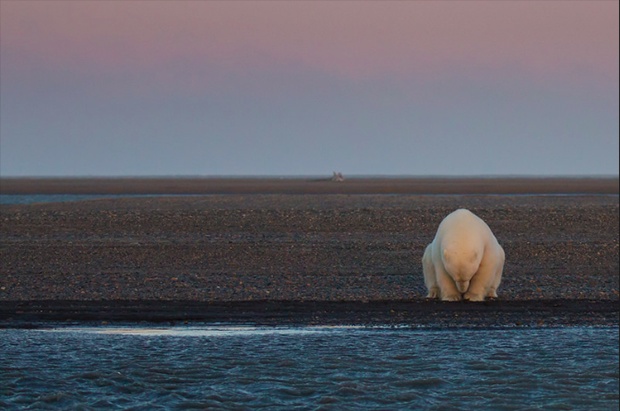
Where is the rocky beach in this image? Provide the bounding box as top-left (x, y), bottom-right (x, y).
top-left (1, 177), bottom-right (618, 327)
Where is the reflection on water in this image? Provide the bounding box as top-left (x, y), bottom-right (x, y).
top-left (1, 326), bottom-right (618, 410)
top-left (44, 325), bottom-right (365, 337)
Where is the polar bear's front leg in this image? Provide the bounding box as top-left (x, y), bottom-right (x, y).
top-left (465, 247), bottom-right (504, 301)
top-left (463, 272), bottom-right (489, 302)
top-left (435, 264), bottom-right (462, 301)
top-left (464, 262), bottom-right (495, 301)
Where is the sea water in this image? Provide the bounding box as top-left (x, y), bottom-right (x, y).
top-left (1, 326), bottom-right (618, 410)
top-left (0, 194), bottom-right (137, 205)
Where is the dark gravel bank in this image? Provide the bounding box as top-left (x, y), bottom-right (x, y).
top-left (1, 299), bottom-right (617, 329)
top-left (1, 191), bottom-right (618, 326)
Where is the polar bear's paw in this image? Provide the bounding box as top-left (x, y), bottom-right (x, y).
top-left (441, 293), bottom-right (462, 302)
top-left (426, 287), bottom-right (440, 299)
top-left (464, 292), bottom-right (485, 302)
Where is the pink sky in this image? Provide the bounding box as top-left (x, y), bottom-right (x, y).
top-left (1, 1), bottom-right (618, 176)
top-left (3, 1), bottom-right (617, 84)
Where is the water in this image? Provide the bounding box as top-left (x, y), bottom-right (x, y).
top-left (1, 326), bottom-right (617, 410)
top-left (3, 193), bottom-right (617, 205)
top-left (0, 194), bottom-right (133, 205)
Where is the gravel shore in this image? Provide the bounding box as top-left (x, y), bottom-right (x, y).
top-left (1, 181), bottom-right (618, 326)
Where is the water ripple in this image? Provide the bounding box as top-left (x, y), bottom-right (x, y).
top-left (1, 327), bottom-right (618, 410)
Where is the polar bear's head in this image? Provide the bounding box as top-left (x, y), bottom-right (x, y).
top-left (442, 247), bottom-right (481, 293)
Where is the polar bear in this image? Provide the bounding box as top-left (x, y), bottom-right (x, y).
top-left (422, 209), bottom-right (504, 302)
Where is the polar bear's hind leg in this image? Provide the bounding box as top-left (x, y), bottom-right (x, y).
top-left (488, 247), bottom-right (505, 299)
top-left (422, 245), bottom-right (440, 299)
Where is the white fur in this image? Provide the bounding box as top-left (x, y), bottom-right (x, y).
top-left (422, 209), bottom-right (504, 302)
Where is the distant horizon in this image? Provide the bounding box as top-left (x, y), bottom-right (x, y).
top-left (2, 174), bottom-right (618, 179)
top-left (2, 174), bottom-right (617, 197)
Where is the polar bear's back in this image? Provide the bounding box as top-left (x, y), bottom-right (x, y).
top-left (435, 208), bottom-right (493, 246)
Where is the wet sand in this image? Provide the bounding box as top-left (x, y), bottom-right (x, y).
top-left (1, 178), bottom-right (618, 327)
top-left (2, 300), bottom-right (617, 328)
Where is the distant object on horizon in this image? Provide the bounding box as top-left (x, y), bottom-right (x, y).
top-left (331, 172), bottom-right (345, 182)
